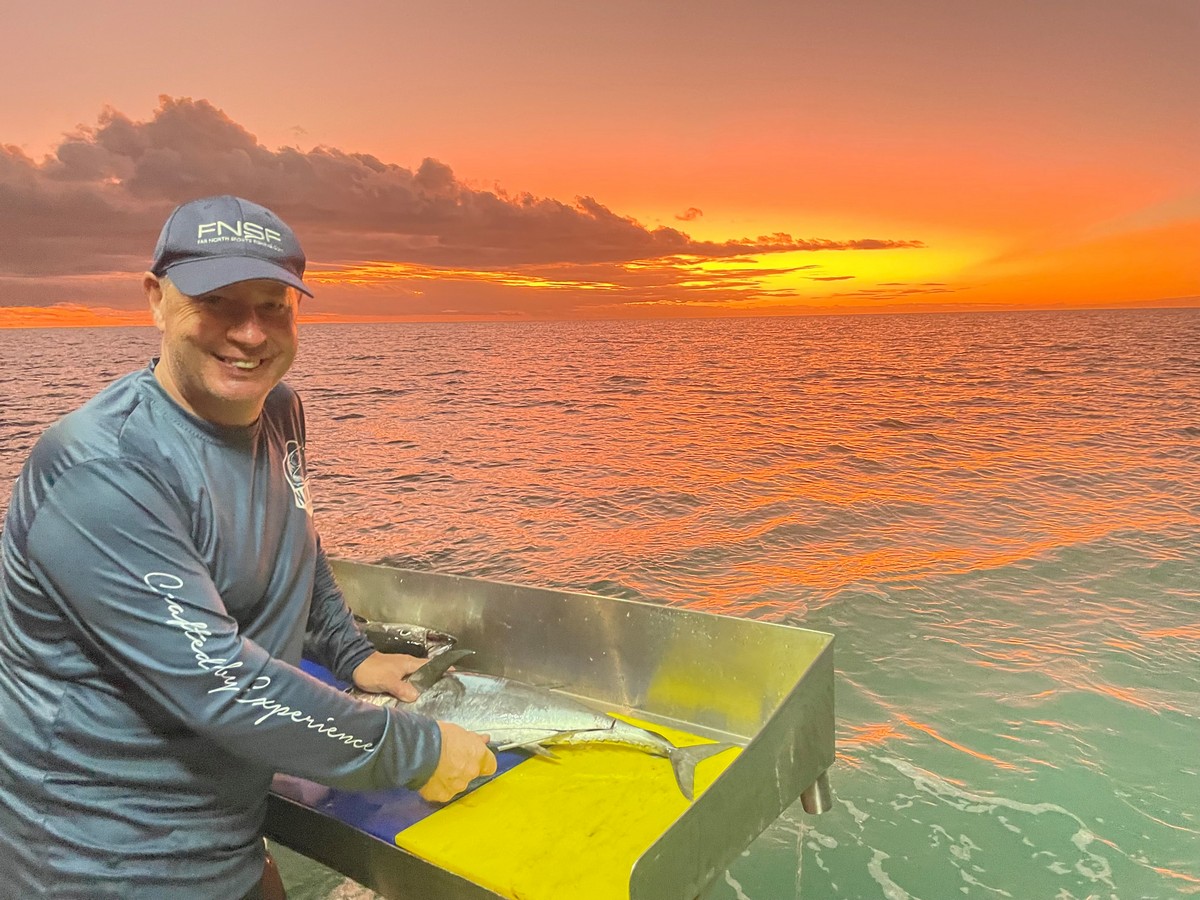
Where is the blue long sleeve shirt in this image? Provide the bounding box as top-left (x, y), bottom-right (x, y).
top-left (0, 363), bottom-right (441, 898)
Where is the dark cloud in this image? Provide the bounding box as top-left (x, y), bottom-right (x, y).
top-left (675, 207), bottom-right (703, 221)
top-left (0, 97), bottom-right (924, 310)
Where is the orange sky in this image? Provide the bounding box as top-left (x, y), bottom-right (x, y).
top-left (1, 1), bottom-right (1197, 327)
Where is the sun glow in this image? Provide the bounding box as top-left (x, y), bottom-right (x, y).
top-left (310, 261), bottom-right (621, 292)
top-left (0, 305), bottom-right (153, 329)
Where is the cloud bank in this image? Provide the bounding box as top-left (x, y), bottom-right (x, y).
top-left (1, 97), bottom-right (924, 317)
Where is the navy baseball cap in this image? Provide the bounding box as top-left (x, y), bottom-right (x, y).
top-left (151, 195), bottom-right (313, 297)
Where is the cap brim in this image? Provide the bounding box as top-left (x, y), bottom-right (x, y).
top-left (162, 257), bottom-right (313, 297)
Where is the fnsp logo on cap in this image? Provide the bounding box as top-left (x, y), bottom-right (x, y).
top-left (196, 220), bottom-right (284, 248)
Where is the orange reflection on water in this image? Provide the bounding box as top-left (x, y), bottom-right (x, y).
top-left (929, 633), bottom-right (1083, 676)
top-left (842, 722), bottom-right (909, 748)
top-left (739, 520), bottom-right (1128, 594)
top-left (1138, 625), bottom-right (1200, 641)
top-left (686, 593), bottom-right (780, 617)
top-left (1103, 637), bottom-right (1146, 654)
top-left (836, 723), bottom-right (912, 769)
top-left (897, 714), bottom-right (1020, 771)
top-left (1068, 677), bottom-right (1181, 716)
top-left (1023, 757), bottom-right (1060, 769)
top-left (834, 752), bottom-right (863, 769)
top-left (1153, 867), bottom-right (1200, 895)
top-left (994, 637), bottom-right (1085, 657)
top-left (791, 507), bottom-right (1190, 591)
top-left (1084, 682), bottom-right (1163, 713)
top-left (947, 633), bottom-right (1184, 715)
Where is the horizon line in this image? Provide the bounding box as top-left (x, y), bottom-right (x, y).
top-left (0, 297), bottom-right (1198, 330)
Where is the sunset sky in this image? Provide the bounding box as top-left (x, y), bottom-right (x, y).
top-left (2, 0), bottom-right (1196, 326)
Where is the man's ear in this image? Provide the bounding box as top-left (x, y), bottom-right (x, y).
top-left (143, 272), bottom-right (166, 332)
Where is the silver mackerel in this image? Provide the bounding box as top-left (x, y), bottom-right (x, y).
top-left (353, 650), bottom-right (733, 800)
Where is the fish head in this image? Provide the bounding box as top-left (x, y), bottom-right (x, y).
top-left (354, 616), bottom-right (459, 658)
top-left (424, 628), bottom-right (458, 657)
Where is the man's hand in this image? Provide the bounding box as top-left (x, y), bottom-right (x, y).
top-left (351, 650), bottom-right (427, 702)
top-left (351, 653), bottom-right (495, 801)
top-left (418, 722), bottom-right (498, 803)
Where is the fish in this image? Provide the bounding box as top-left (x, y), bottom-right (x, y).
top-left (352, 649), bottom-right (734, 800)
top-left (353, 616), bottom-right (458, 658)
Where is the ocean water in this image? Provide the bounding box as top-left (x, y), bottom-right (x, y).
top-left (1, 309), bottom-right (1197, 899)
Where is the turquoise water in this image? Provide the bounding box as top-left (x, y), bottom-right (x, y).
top-left (1, 309), bottom-right (1197, 898)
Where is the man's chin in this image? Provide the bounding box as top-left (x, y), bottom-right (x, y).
top-left (200, 381), bottom-right (278, 419)
top-left (217, 387), bottom-right (275, 410)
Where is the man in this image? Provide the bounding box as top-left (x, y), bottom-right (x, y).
top-left (0, 196), bottom-right (496, 898)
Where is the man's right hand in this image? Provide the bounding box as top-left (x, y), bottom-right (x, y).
top-left (417, 722), bottom-right (498, 803)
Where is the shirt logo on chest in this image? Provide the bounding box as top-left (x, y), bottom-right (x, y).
top-left (284, 440), bottom-right (312, 513)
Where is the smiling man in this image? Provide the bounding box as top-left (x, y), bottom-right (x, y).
top-left (0, 196), bottom-right (495, 899)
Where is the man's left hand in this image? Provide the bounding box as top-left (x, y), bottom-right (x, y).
top-left (351, 651), bottom-right (426, 702)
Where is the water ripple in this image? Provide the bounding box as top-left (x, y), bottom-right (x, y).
top-left (2, 309), bottom-right (1198, 898)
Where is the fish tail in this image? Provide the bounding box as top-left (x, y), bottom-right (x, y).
top-left (669, 742), bottom-right (736, 801)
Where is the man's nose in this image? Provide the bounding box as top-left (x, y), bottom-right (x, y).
top-left (228, 310), bottom-right (268, 345)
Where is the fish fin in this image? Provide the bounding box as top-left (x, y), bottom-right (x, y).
top-left (493, 736), bottom-right (552, 753)
top-left (542, 726), bottom-right (613, 745)
top-left (407, 648), bottom-right (474, 692)
top-left (495, 727), bottom-right (605, 754)
top-left (669, 742), bottom-right (738, 801)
